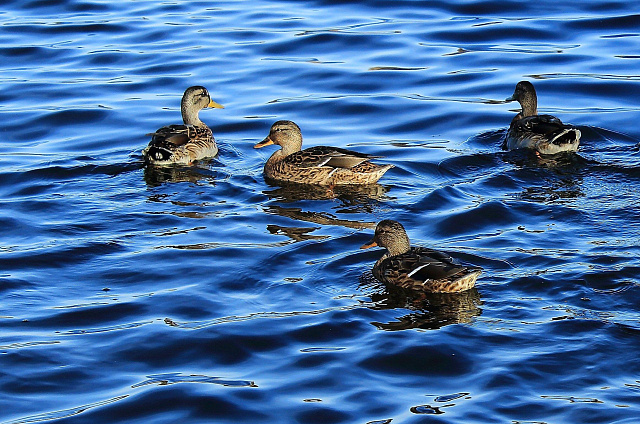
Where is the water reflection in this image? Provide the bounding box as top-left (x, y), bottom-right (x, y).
top-left (359, 271), bottom-right (483, 330)
top-left (263, 204), bottom-right (375, 243)
top-left (501, 148), bottom-right (588, 169)
top-left (266, 224), bottom-right (328, 242)
top-left (263, 180), bottom-right (390, 207)
top-left (143, 163), bottom-right (217, 187)
top-left (518, 176), bottom-right (584, 203)
top-left (260, 182), bottom-right (388, 242)
top-left (264, 205), bottom-right (375, 230)
top-left (500, 150), bottom-right (587, 203)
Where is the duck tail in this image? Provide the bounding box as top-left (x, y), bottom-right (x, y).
top-left (144, 146), bottom-right (173, 162)
top-left (550, 128), bottom-right (581, 146)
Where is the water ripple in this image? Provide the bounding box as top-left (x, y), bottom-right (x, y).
top-left (1, 1), bottom-right (640, 423)
top-left (1, 396), bottom-right (129, 424)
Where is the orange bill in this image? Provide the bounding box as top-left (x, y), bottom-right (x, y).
top-left (254, 136), bottom-right (274, 149)
top-left (360, 239), bottom-right (377, 249)
top-left (207, 100), bottom-right (224, 109)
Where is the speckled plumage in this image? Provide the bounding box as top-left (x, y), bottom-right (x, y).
top-left (143, 86), bottom-right (223, 165)
top-left (254, 120), bottom-right (393, 185)
top-left (504, 81), bottom-right (580, 155)
top-left (361, 220), bottom-right (482, 293)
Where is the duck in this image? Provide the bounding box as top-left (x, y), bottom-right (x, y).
top-left (254, 120), bottom-right (393, 185)
top-left (503, 80), bottom-right (580, 155)
top-left (360, 220), bottom-right (482, 293)
top-left (143, 86), bottom-right (224, 165)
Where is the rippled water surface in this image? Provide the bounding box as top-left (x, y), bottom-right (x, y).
top-left (2, 1), bottom-right (640, 423)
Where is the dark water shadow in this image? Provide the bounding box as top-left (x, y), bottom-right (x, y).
top-left (358, 271), bottom-right (483, 331)
top-left (582, 125), bottom-right (639, 148)
top-left (499, 149), bottom-right (589, 203)
top-left (464, 128), bottom-right (506, 150)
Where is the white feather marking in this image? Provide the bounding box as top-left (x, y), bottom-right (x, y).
top-left (550, 129), bottom-right (570, 144)
top-left (407, 263), bottom-right (430, 278)
top-left (318, 157), bottom-right (332, 167)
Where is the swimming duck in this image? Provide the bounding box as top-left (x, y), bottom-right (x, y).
top-left (254, 120), bottom-right (393, 185)
top-left (143, 86), bottom-right (224, 165)
top-left (361, 220), bottom-right (482, 293)
top-left (504, 80), bottom-right (580, 155)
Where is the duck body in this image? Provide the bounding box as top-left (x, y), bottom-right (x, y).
top-left (143, 86), bottom-right (223, 166)
top-left (504, 81), bottom-right (580, 155)
top-left (361, 220), bottom-right (481, 293)
top-left (255, 120), bottom-right (393, 185)
top-left (144, 124), bottom-right (217, 165)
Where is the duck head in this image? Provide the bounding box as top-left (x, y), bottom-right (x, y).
top-left (361, 219), bottom-right (411, 256)
top-left (505, 80), bottom-right (538, 117)
top-left (254, 120), bottom-right (303, 155)
top-left (181, 86), bottom-right (224, 125)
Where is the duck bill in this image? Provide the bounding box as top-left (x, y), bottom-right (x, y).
top-left (254, 136), bottom-right (274, 149)
top-left (504, 94), bottom-right (516, 102)
top-left (207, 100), bottom-right (225, 109)
top-left (360, 238), bottom-right (378, 249)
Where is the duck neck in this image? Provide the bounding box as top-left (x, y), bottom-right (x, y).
top-left (520, 96), bottom-right (537, 118)
top-left (182, 104), bottom-right (204, 126)
top-left (266, 149), bottom-right (287, 166)
top-left (281, 135), bottom-right (303, 157)
top-left (386, 234), bottom-right (411, 257)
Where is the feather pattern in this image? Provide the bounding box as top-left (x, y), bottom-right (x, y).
top-left (361, 220), bottom-right (482, 293)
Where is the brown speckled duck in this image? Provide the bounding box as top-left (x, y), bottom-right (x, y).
top-left (361, 220), bottom-right (482, 293)
top-left (254, 120), bottom-right (393, 185)
top-left (143, 86), bottom-right (224, 165)
top-left (504, 81), bottom-right (580, 155)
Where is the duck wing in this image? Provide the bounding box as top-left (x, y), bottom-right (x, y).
top-left (377, 247), bottom-right (469, 284)
top-left (144, 124), bottom-right (214, 162)
top-left (505, 113), bottom-right (581, 153)
top-left (284, 146), bottom-right (378, 169)
top-left (147, 124), bottom-right (200, 147)
top-left (515, 115), bottom-right (579, 144)
top-left (514, 114), bottom-right (561, 134)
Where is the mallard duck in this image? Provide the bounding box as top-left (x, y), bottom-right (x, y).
top-left (254, 120), bottom-right (393, 185)
top-left (361, 220), bottom-right (482, 293)
top-left (143, 86), bottom-right (224, 165)
top-left (504, 80), bottom-right (580, 155)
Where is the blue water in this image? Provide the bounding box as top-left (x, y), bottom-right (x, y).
top-left (1, 1), bottom-right (640, 423)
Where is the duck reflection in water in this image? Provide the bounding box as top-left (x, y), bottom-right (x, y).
top-left (261, 181), bottom-right (390, 243)
top-left (263, 203), bottom-right (376, 244)
top-left (142, 162), bottom-right (217, 187)
top-left (500, 149), bottom-right (586, 203)
top-left (359, 272), bottom-right (483, 331)
top-left (263, 179), bottom-right (390, 208)
top-left (501, 146), bottom-right (587, 169)
top-left (266, 224), bottom-right (328, 242)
